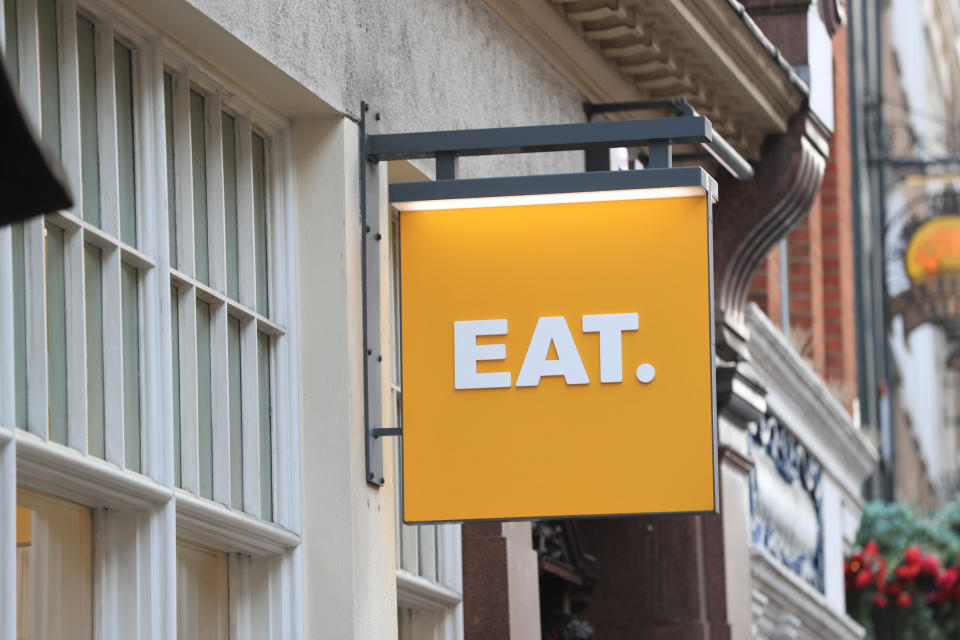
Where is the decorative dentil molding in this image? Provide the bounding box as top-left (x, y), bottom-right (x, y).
top-left (483, 0), bottom-right (807, 160)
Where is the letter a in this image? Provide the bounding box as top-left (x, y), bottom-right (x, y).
top-left (516, 317), bottom-right (589, 387)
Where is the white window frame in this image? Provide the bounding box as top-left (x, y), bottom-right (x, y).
top-left (0, 0), bottom-right (302, 637)
top-left (389, 205), bottom-right (464, 640)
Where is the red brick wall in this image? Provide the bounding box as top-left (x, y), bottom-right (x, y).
top-left (748, 244), bottom-right (783, 329)
top-left (747, 24), bottom-right (857, 410)
top-left (821, 25), bottom-right (858, 408)
top-left (787, 199), bottom-right (826, 373)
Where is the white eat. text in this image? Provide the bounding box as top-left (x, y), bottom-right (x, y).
top-left (453, 313), bottom-right (651, 390)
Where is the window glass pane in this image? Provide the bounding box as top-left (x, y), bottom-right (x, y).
top-left (12, 222), bottom-right (27, 429)
top-left (176, 542), bottom-right (228, 640)
top-left (164, 72), bottom-right (176, 267)
top-left (77, 16), bottom-right (100, 227)
top-left (85, 244), bottom-right (104, 458)
top-left (196, 300), bottom-right (213, 499)
top-left (171, 287), bottom-right (181, 487)
top-left (228, 316), bottom-right (242, 508)
top-left (45, 225), bottom-right (67, 444)
top-left (252, 133), bottom-right (268, 316)
top-left (114, 41), bottom-right (136, 246)
top-left (222, 112), bottom-right (239, 300)
top-left (121, 262), bottom-right (140, 471)
top-left (17, 492), bottom-right (93, 639)
top-left (191, 90), bottom-right (209, 284)
top-left (257, 331), bottom-right (272, 519)
top-left (38, 0), bottom-right (61, 160)
top-left (4, 0), bottom-right (18, 86)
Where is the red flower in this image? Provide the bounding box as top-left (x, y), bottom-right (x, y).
top-left (904, 546), bottom-right (922, 565)
top-left (875, 557), bottom-right (887, 588)
top-left (871, 592), bottom-right (889, 608)
top-left (888, 582), bottom-right (903, 597)
top-left (921, 553), bottom-right (940, 577)
top-left (896, 562), bottom-right (922, 581)
top-left (936, 568), bottom-right (958, 591)
top-left (854, 570), bottom-right (874, 589)
top-left (846, 558), bottom-right (862, 576)
top-left (864, 541), bottom-right (879, 557)
top-left (895, 591), bottom-right (912, 608)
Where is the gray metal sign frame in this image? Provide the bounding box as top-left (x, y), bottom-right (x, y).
top-left (360, 103), bottom-right (719, 498)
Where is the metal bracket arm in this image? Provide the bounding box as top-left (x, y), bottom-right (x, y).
top-left (366, 116), bottom-right (711, 162)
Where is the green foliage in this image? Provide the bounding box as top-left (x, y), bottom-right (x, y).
top-left (856, 500), bottom-right (960, 566)
top-left (935, 500), bottom-right (960, 540)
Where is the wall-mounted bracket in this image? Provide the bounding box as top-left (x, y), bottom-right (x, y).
top-left (360, 102), bottom-right (387, 486)
top-left (360, 103), bottom-right (716, 488)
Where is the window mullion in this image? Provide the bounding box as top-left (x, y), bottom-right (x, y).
top-left (205, 91), bottom-right (226, 294)
top-left (240, 319), bottom-right (260, 518)
top-left (173, 71), bottom-right (196, 277)
top-left (236, 115), bottom-right (256, 310)
top-left (136, 39), bottom-right (168, 484)
top-left (210, 303), bottom-right (230, 506)
top-left (179, 286), bottom-right (199, 494)
top-left (102, 245), bottom-right (125, 466)
top-left (64, 226), bottom-right (88, 452)
top-left (57, 0), bottom-right (81, 208)
top-left (16, 0), bottom-right (40, 127)
top-left (23, 218), bottom-right (48, 437)
top-left (400, 520), bottom-right (419, 575)
top-left (54, 1), bottom-right (89, 453)
top-left (95, 20), bottom-right (121, 238)
top-left (418, 524), bottom-right (437, 582)
top-left (0, 226), bottom-right (14, 428)
top-left (266, 133), bottom-right (289, 526)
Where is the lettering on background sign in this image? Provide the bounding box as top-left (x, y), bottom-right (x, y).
top-left (452, 313), bottom-right (657, 390)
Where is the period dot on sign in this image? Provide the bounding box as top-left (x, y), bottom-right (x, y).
top-left (636, 363), bottom-right (656, 383)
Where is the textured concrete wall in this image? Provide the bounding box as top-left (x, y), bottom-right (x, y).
top-left (183, 0), bottom-right (584, 178)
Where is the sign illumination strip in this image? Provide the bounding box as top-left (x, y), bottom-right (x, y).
top-left (392, 185), bottom-right (708, 211)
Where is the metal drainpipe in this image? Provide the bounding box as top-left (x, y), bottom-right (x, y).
top-left (873, 0), bottom-right (895, 501)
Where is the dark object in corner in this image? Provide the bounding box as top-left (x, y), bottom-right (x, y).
top-left (0, 54), bottom-right (72, 224)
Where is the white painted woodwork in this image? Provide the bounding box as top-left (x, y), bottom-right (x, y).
top-left (172, 69), bottom-right (195, 277)
top-left (241, 318), bottom-right (262, 519)
top-left (23, 218), bottom-right (47, 438)
top-left (102, 244), bottom-right (125, 466)
top-left (236, 115), bottom-right (256, 310)
top-left (178, 285), bottom-right (199, 494)
top-left (0, 227), bottom-right (15, 428)
top-left (94, 20), bottom-right (119, 239)
top-left (64, 224), bottom-right (88, 452)
top-left (0, 430), bottom-right (15, 640)
top-left (1, 3), bottom-right (300, 638)
top-left (17, 0), bottom-right (40, 129)
top-left (211, 301), bottom-right (230, 506)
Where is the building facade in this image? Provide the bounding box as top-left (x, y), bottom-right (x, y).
top-left (0, 0), bottom-right (879, 639)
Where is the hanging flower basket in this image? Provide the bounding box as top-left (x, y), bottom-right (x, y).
top-left (846, 541), bottom-right (960, 639)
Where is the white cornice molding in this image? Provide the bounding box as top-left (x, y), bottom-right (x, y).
top-left (751, 548), bottom-right (865, 640)
top-left (745, 304), bottom-right (879, 497)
